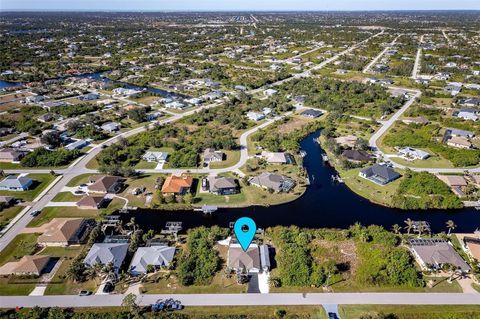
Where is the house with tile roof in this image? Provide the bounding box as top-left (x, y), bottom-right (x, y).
top-left (161, 175), bottom-right (193, 195)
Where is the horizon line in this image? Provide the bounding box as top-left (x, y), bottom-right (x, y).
top-left (2, 9), bottom-right (480, 13)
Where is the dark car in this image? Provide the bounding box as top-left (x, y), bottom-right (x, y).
top-left (103, 281), bottom-right (114, 293)
top-left (74, 190), bottom-right (85, 195)
top-left (30, 210), bottom-right (41, 216)
top-left (78, 290), bottom-right (92, 296)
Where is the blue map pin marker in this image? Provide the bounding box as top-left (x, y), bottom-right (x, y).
top-left (234, 217), bottom-right (257, 252)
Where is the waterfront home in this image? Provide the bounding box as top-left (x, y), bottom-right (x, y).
top-left (402, 116), bottom-right (430, 126)
top-left (101, 122), bottom-right (120, 133)
top-left (203, 148), bottom-right (224, 164)
top-left (142, 151), bottom-right (169, 163)
top-left (246, 112), bottom-right (265, 122)
top-left (397, 147), bottom-right (430, 160)
top-left (161, 175), bottom-right (193, 195)
top-left (335, 135), bottom-right (358, 148)
top-left (462, 236), bottom-right (480, 264)
top-left (87, 176), bottom-right (123, 194)
top-left (83, 243), bottom-right (129, 274)
top-left (437, 175), bottom-right (468, 197)
top-left (206, 176), bottom-right (238, 195)
top-left (112, 87), bottom-right (142, 97)
top-left (249, 172), bottom-right (296, 193)
top-left (359, 164), bottom-right (400, 185)
top-left (300, 109), bottom-right (323, 119)
top-left (165, 101), bottom-right (187, 110)
top-left (341, 150), bottom-right (372, 163)
top-left (409, 238), bottom-right (470, 274)
top-left (0, 148), bottom-right (27, 163)
top-left (37, 218), bottom-right (90, 246)
top-left (227, 243), bottom-right (270, 273)
top-left (129, 245), bottom-right (176, 275)
top-left (0, 255), bottom-right (51, 276)
top-left (76, 195), bottom-right (107, 210)
top-left (261, 151), bottom-right (294, 164)
top-left (0, 175), bottom-right (33, 191)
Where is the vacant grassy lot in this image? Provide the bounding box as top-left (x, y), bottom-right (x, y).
top-left (0, 233), bottom-right (39, 266)
top-left (0, 205), bottom-right (23, 228)
top-left (0, 277), bottom-right (36, 296)
top-left (0, 174), bottom-right (56, 201)
top-left (339, 305), bottom-right (480, 319)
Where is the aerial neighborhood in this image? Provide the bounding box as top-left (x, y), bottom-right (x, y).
top-left (0, 8), bottom-right (480, 319)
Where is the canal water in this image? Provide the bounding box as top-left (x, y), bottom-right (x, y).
top-left (122, 130), bottom-right (480, 233)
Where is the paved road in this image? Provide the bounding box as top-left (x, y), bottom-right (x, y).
top-left (362, 34), bottom-right (401, 74)
top-left (411, 34), bottom-right (425, 79)
top-left (1, 293), bottom-right (480, 308)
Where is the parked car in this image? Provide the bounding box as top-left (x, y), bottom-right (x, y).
top-left (30, 210), bottom-right (41, 216)
top-left (152, 298), bottom-right (183, 312)
top-left (103, 281), bottom-right (114, 293)
top-left (74, 190), bottom-right (85, 195)
top-left (78, 290), bottom-right (92, 296)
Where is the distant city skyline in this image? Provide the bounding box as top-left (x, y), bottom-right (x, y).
top-left (1, 0), bottom-right (479, 11)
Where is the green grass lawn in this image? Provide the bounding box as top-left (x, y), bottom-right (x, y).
top-left (66, 173), bottom-right (99, 187)
top-left (0, 174), bottom-right (56, 202)
top-left (209, 150), bottom-right (241, 169)
top-left (0, 162), bottom-right (21, 169)
top-left (27, 207), bottom-right (99, 227)
top-left (0, 277), bottom-right (36, 296)
top-left (51, 192), bottom-right (82, 202)
top-left (0, 205), bottom-right (23, 228)
top-left (389, 154), bottom-right (454, 169)
top-left (134, 161), bottom-right (157, 169)
top-left (339, 305), bottom-right (480, 319)
top-left (0, 233), bottom-right (39, 266)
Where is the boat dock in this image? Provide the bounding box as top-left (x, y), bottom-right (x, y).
top-left (193, 205), bottom-right (218, 214)
top-left (331, 174), bottom-right (344, 183)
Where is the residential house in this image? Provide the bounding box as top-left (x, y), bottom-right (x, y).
top-left (37, 113), bottom-right (61, 123)
top-left (165, 101), bottom-right (187, 110)
top-left (446, 128), bottom-right (474, 139)
top-left (249, 172), bottom-right (296, 193)
top-left (264, 89), bottom-right (278, 97)
top-left (161, 175), bottom-right (193, 195)
top-left (454, 109), bottom-right (480, 121)
top-left (142, 151), bottom-right (168, 163)
top-left (83, 243), bottom-right (129, 274)
top-left (227, 243), bottom-right (270, 273)
top-left (79, 93), bottom-right (100, 101)
top-left (458, 98), bottom-right (480, 108)
top-left (397, 147), bottom-right (430, 160)
top-left (87, 176), bottom-right (122, 194)
top-left (341, 150), bottom-right (372, 163)
top-left (129, 246), bottom-right (176, 275)
top-left (207, 176), bottom-right (238, 195)
top-left (437, 175), bottom-right (468, 197)
top-left (0, 148), bottom-right (27, 162)
top-left (203, 148), bottom-right (224, 164)
top-left (101, 122), bottom-right (120, 133)
top-left (37, 218), bottom-right (90, 246)
top-left (76, 195), bottom-right (107, 210)
top-left (261, 151), bottom-right (294, 164)
top-left (359, 164), bottom-right (400, 185)
top-left (25, 95), bottom-right (44, 104)
top-left (246, 112), bottom-right (265, 122)
top-left (447, 136), bottom-right (473, 149)
top-left (409, 238), bottom-right (471, 273)
top-left (0, 255), bottom-right (51, 276)
top-left (65, 139), bottom-right (89, 151)
top-left (462, 236), bottom-right (480, 264)
top-left (0, 175), bottom-right (33, 191)
top-left (299, 109), bottom-right (323, 119)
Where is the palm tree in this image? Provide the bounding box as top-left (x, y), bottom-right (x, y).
top-left (391, 224), bottom-right (401, 234)
top-left (417, 222), bottom-right (429, 237)
top-left (446, 220), bottom-right (457, 236)
top-left (126, 217), bottom-right (137, 233)
top-left (115, 220), bottom-right (124, 235)
top-left (404, 218), bottom-right (414, 235)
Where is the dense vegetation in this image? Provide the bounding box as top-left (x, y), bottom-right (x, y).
top-left (279, 77), bottom-right (405, 118)
top-left (392, 171), bottom-right (463, 210)
top-left (51, 103), bottom-right (99, 117)
top-left (268, 225), bottom-right (422, 289)
top-left (20, 148), bottom-right (81, 167)
top-left (177, 227), bottom-right (228, 286)
top-left (383, 123), bottom-right (480, 167)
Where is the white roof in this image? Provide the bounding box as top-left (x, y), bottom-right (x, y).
top-left (129, 246), bottom-right (175, 274)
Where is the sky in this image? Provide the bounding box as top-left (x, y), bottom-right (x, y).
top-left (1, 0), bottom-right (479, 11)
